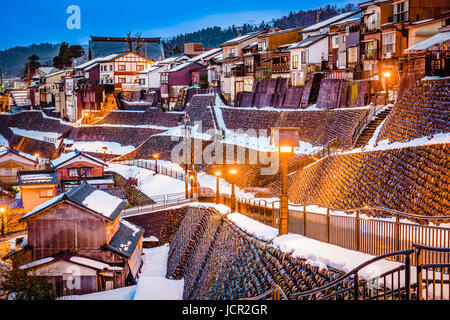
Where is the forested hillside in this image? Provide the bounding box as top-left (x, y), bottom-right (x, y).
top-left (0, 43), bottom-right (60, 77)
top-left (162, 4), bottom-right (358, 55)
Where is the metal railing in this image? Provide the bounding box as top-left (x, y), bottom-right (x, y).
top-left (213, 196), bottom-right (450, 266)
top-left (351, 104), bottom-right (386, 147)
top-left (113, 159), bottom-right (186, 182)
top-left (288, 138), bottom-right (338, 173)
top-left (294, 249), bottom-right (414, 300)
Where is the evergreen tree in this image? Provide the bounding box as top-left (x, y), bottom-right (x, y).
top-left (23, 54), bottom-right (41, 80)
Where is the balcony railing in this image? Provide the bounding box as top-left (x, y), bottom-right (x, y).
top-left (272, 63), bottom-right (290, 73)
top-left (255, 66), bottom-right (271, 80)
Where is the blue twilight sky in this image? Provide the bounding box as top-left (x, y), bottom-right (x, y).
top-left (1, 0), bottom-right (359, 49)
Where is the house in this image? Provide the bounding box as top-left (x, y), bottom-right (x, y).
top-left (160, 61), bottom-right (207, 109)
top-left (41, 70), bottom-right (70, 111)
top-left (49, 150), bottom-right (112, 191)
top-left (105, 52), bottom-right (155, 89)
top-left (219, 31), bottom-right (266, 103)
top-left (17, 170), bottom-right (59, 213)
top-left (138, 55), bottom-right (190, 90)
top-left (288, 34), bottom-right (329, 86)
top-left (254, 27), bottom-right (304, 81)
top-left (8, 183), bottom-right (144, 297)
top-left (406, 13), bottom-right (450, 47)
top-left (0, 147), bottom-right (40, 185)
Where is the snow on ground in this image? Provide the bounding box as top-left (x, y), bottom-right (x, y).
top-left (108, 164), bottom-right (186, 198)
top-left (228, 212), bottom-right (278, 241)
top-left (62, 244), bottom-right (184, 300)
top-left (348, 132), bottom-right (450, 155)
top-left (82, 190), bottom-right (124, 218)
top-left (65, 140), bottom-right (135, 156)
top-left (10, 127), bottom-right (62, 146)
top-left (0, 134), bottom-right (9, 147)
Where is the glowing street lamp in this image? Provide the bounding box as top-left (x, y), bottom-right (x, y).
top-left (271, 128), bottom-right (300, 236)
top-left (0, 206), bottom-right (5, 236)
top-left (34, 153), bottom-right (40, 169)
top-left (228, 168), bottom-right (238, 213)
top-left (189, 173), bottom-right (195, 199)
top-left (382, 70), bottom-right (392, 102)
top-left (153, 153), bottom-right (160, 175)
top-left (215, 171), bottom-right (222, 204)
top-left (102, 146), bottom-right (108, 162)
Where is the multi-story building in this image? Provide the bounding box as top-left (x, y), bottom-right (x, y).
top-left (218, 31), bottom-right (266, 103)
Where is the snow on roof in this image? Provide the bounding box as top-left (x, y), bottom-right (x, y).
top-left (166, 62), bottom-right (194, 73)
top-left (289, 34), bottom-right (328, 49)
top-left (20, 257), bottom-right (54, 270)
top-left (69, 256), bottom-right (115, 271)
top-left (302, 11), bottom-right (359, 32)
top-left (0, 147), bottom-right (38, 163)
top-left (139, 65), bottom-right (163, 74)
top-left (81, 189), bottom-right (124, 218)
top-left (45, 69), bottom-right (67, 78)
top-left (74, 54), bottom-right (120, 70)
top-left (405, 31), bottom-right (450, 51)
top-left (187, 48), bottom-right (222, 62)
top-left (50, 150), bottom-right (107, 168)
top-left (221, 31), bottom-right (263, 46)
top-left (18, 170), bottom-right (59, 185)
top-left (23, 192), bottom-right (67, 219)
top-left (39, 67), bottom-right (57, 75)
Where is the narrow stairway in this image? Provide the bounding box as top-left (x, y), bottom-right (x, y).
top-left (354, 106), bottom-right (392, 148)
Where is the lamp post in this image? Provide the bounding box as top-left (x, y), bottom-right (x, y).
top-left (34, 153), bottom-right (40, 170)
top-left (229, 168), bottom-right (237, 213)
top-left (189, 173), bottom-right (195, 199)
top-left (153, 153), bottom-right (160, 175)
top-left (382, 71), bottom-right (391, 103)
top-left (102, 146), bottom-right (108, 163)
top-left (0, 207), bottom-right (5, 236)
top-left (271, 128), bottom-right (300, 236)
top-left (183, 111), bottom-right (191, 199)
top-left (215, 171), bottom-right (221, 204)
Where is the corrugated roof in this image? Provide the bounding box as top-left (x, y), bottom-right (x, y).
top-left (289, 34), bottom-right (328, 49)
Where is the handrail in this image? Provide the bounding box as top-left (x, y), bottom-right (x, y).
top-left (293, 249), bottom-right (414, 299)
top-left (351, 104), bottom-right (386, 147)
top-left (240, 284), bottom-right (288, 301)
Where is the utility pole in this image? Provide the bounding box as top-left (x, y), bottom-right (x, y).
top-left (183, 112), bottom-right (191, 199)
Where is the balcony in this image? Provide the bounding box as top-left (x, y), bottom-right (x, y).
top-left (393, 12), bottom-right (409, 23)
top-left (255, 66), bottom-right (271, 80)
top-left (272, 63), bottom-right (290, 74)
top-left (361, 22), bottom-right (380, 34)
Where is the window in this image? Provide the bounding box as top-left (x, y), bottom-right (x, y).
top-left (348, 47), bottom-right (358, 64)
top-left (139, 78), bottom-right (146, 85)
top-left (292, 55), bottom-right (299, 69)
top-left (332, 36), bottom-right (339, 49)
top-left (161, 73), bottom-right (169, 84)
top-left (118, 77), bottom-right (126, 83)
top-left (393, 1), bottom-right (409, 23)
top-left (301, 51), bottom-right (307, 64)
top-left (118, 65), bottom-right (126, 71)
top-left (245, 58), bottom-right (254, 73)
top-left (39, 189), bottom-right (53, 198)
top-left (382, 32), bottom-right (396, 54)
top-left (136, 65), bottom-right (144, 71)
top-left (229, 48), bottom-right (236, 57)
top-left (109, 65), bottom-right (113, 71)
top-left (69, 168), bottom-right (79, 177)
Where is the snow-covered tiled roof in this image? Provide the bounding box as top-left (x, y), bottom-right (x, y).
top-left (50, 150), bottom-right (107, 168)
top-left (221, 31), bottom-right (264, 46)
top-left (166, 62), bottom-right (194, 73)
top-left (302, 11), bottom-right (360, 33)
top-left (107, 220), bottom-right (144, 258)
top-left (405, 31), bottom-right (450, 51)
top-left (18, 170), bottom-right (59, 185)
top-left (74, 54), bottom-right (120, 70)
top-left (22, 183), bottom-right (127, 221)
top-left (187, 48), bottom-right (222, 62)
top-left (289, 34), bottom-right (328, 49)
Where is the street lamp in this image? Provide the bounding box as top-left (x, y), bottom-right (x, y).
top-left (382, 70), bottom-right (392, 102)
top-left (189, 173), bottom-right (195, 199)
top-left (102, 146), bottom-right (108, 163)
top-left (215, 171), bottom-right (221, 204)
top-left (34, 153), bottom-right (40, 169)
top-left (153, 153), bottom-right (160, 175)
top-left (229, 168), bottom-right (238, 213)
top-left (0, 206), bottom-right (5, 236)
top-left (271, 128), bottom-right (300, 236)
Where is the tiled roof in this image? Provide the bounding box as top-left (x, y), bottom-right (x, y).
top-left (21, 183), bottom-right (127, 221)
top-left (289, 34), bottom-right (328, 49)
top-left (107, 220), bottom-right (144, 258)
top-left (50, 150), bottom-right (107, 168)
top-left (18, 170), bottom-right (59, 185)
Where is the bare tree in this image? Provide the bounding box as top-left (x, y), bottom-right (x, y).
top-left (125, 32), bottom-right (145, 55)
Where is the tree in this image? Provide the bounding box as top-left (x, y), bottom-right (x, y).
top-left (0, 184), bottom-right (22, 236)
top-left (126, 32), bottom-right (145, 55)
top-left (23, 54), bottom-right (41, 80)
top-left (53, 42), bottom-right (85, 69)
top-left (173, 45), bottom-right (182, 55)
top-left (0, 262), bottom-right (57, 300)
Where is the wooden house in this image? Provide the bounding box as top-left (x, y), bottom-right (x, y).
top-left (160, 61), bottom-right (207, 109)
top-left (49, 150), bottom-right (113, 191)
top-left (10, 183), bottom-right (144, 297)
top-left (0, 147), bottom-right (39, 185)
top-left (17, 170), bottom-right (59, 213)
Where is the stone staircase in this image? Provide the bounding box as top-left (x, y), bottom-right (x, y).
top-left (354, 106), bottom-right (392, 148)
